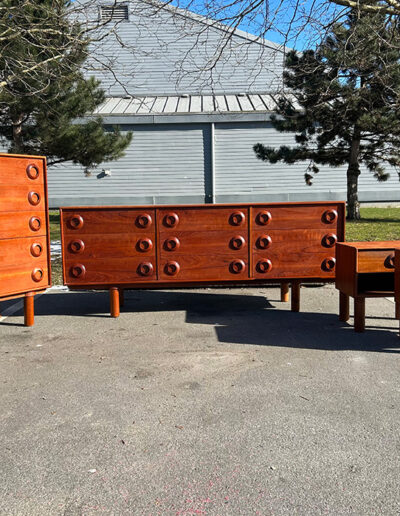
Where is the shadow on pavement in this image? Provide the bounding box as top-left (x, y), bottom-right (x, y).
top-left (2, 289), bottom-right (399, 351)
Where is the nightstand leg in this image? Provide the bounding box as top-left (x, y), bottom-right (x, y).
top-left (24, 292), bottom-right (34, 327)
top-left (339, 292), bottom-right (350, 322)
top-left (119, 289), bottom-right (124, 308)
top-left (354, 297), bottom-right (365, 332)
top-left (110, 287), bottom-right (120, 318)
top-left (281, 282), bottom-right (289, 302)
top-left (291, 281), bottom-right (301, 312)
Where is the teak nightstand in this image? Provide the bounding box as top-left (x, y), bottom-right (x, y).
top-left (335, 241), bottom-right (400, 332)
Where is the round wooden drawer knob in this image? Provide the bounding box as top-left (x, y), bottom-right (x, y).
top-left (256, 235), bottom-right (272, 249)
top-left (31, 268), bottom-right (44, 282)
top-left (69, 239), bottom-right (85, 254)
top-left (322, 257), bottom-right (336, 271)
top-left (256, 210), bottom-right (272, 225)
top-left (230, 235), bottom-right (245, 250)
top-left (137, 238), bottom-right (153, 252)
top-left (164, 237), bottom-right (180, 251)
top-left (322, 233), bottom-right (337, 248)
top-left (29, 216), bottom-right (41, 231)
top-left (30, 243), bottom-right (43, 257)
top-left (386, 252), bottom-right (395, 269)
top-left (163, 212), bottom-right (179, 228)
top-left (26, 164), bottom-right (40, 180)
top-left (322, 209), bottom-right (338, 224)
top-left (138, 262), bottom-right (154, 276)
top-left (69, 214), bottom-right (84, 230)
top-left (136, 213), bottom-right (152, 228)
top-left (165, 261), bottom-right (180, 276)
top-left (70, 263), bottom-right (86, 278)
top-left (28, 191), bottom-right (41, 206)
top-left (230, 211), bottom-right (245, 226)
top-left (230, 259), bottom-right (246, 274)
top-left (256, 259), bottom-right (272, 274)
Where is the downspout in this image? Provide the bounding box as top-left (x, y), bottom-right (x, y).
top-left (211, 122), bottom-right (216, 203)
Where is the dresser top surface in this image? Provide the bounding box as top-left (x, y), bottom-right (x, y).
top-left (338, 241), bottom-right (400, 250)
top-left (60, 201), bottom-right (345, 211)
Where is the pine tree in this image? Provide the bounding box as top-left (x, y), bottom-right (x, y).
top-left (254, 12), bottom-right (400, 219)
top-left (0, 1), bottom-right (131, 169)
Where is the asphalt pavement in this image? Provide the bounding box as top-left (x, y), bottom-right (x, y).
top-left (1, 284), bottom-right (399, 515)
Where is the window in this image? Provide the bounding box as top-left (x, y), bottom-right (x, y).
top-left (101, 5), bottom-right (129, 22)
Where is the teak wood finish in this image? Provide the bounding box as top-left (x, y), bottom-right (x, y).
top-left (60, 202), bottom-right (345, 317)
top-left (336, 241), bottom-right (400, 332)
top-left (0, 154), bottom-right (51, 326)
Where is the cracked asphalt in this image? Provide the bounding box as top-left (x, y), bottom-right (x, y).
top-left (1, 284), bottom-right (400, 515)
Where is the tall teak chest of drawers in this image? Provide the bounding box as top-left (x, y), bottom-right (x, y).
top-left (60, 202), bottom-right (345, 317)
top-left (0, 154), bottom-right (51, 325)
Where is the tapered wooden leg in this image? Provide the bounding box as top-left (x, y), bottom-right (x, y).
top-left (354, 297), bottom-right (365, 332)
top-left (24, 292), bottom-right (34, 327)
top-left (110, 287), bottom-right (120, 318)
top-left (291, 281), bottom-right (301, 312)
top-left (339, 292), bottom-right (350, 322)
top-left (119, 289), bottom-right (124, 308)
top-left (281, 282), bottom-right (290, 302)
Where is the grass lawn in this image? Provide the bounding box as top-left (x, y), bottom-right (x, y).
top-left (48, 207), bottom-right (400, 285)
top-left (346, 207), bottom-right (400, 241)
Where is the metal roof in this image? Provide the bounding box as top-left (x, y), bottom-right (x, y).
top-left (94, 94), bottom-right (279, 116)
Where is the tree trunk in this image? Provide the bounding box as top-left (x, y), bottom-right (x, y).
top-left (12, 114), bottom-right (24, 153)
top-left (346, 133), bottom-right (361, 220)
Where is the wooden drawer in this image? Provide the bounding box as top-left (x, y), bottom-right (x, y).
top-left (250, 204), bottom-right (344, 232)
top-left (63, 257), bottom-right (157, 285)
top-left (63, 233), bottom-right (156, 259)
top-left (159, 229), bottom-right (248, 257)
top-left (252, 248), bottom-right (336, 279)
top-left (0, 210), bottom-right (47, 239)
top-left (0, 156), bottom-right (45, 186)
top-left (251, 229), bottom-right (338, 252)
top-left (159, 254), bottom-right (249, 282)
top-left (0, 236), bottom-right (50, 297)
top-left (157, 207), bottom-right (249, 231)
top-left (61, 209), bottom-right (156, 236)
top-left (358, 249), bottom-right (395, 273)
top-left (0, 184), bottom-right (46, 212)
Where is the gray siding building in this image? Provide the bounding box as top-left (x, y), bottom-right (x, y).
top-left (48, 1), bottom-right (400, 207)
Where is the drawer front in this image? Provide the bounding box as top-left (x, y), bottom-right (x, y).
top-left (0, 236), bottom-right (50, 297)
top-left (159, 254), bottom-right (249, 282)
top-left (0, 156), bottom-right (45, 186)
top-left (358, 249), bottom-right (395, 273)
top-left (63, 233), bottom-right (156, 260)
top-left (63, 257), bottom-right (157, 285)
top-left (157, 207), bottom-right (249, 231)
top-left (251, 204), bottom-right (343, 232)
top-left (159, 229), bottom-right (249, 257)
top-left (61, 209), bottom-right (156, 236)
top-left (0, 184), bottom-right (46, 212)
top-left (0, 210), bottom-right (47, 239)
top-left (252, 229), bottom-right (337, 279)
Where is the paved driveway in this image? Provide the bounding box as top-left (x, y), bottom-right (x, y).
top-left (1, 285), bottom-right (399, 515)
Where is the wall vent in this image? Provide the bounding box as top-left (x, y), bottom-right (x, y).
top-left (101, 5), bottom-right (129, 22)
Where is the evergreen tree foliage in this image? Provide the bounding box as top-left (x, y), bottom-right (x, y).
top-left (0, 1), bottom-right (131, 169)
top-left (254, 12), bottom-right (400, 219)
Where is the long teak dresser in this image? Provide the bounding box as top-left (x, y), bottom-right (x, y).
top-left (0, 154), bottom-right (51, 326)
top-left (60, 202), bottom-right (345, 317)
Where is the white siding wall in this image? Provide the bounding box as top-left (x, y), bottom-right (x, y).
top-left (86, 2), bottom-right (284, 96)
top-left (48, 124), bottom-right (210, 206)
top-left (214, 122), bottom-right (400, 203)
